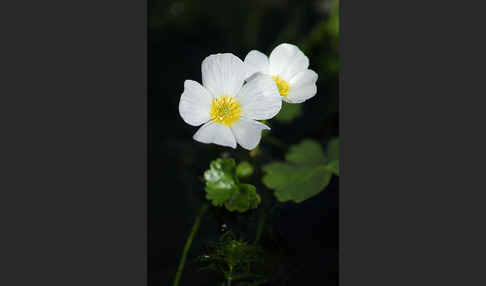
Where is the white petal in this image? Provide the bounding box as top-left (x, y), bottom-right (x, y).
top-left (235, 74), bottom-right (281, 120)
top-left (286, 69), bottom-right (318, 103)
top-left (290, 69), bottom-right (318, 88)
top-left (179, 80), bottom-right (213, 126)
top-left (201, 53), bottom-right (246, 97)
top-left (231, 118), bottom-right (270, 150)
top-left (193, 121), bottom-right (237, 149)
top-left (269, 43), bottom-right (309, 81)
top-left (244, 50), bottom-right (269, 80)
top-left (287, 84), bottom-right (317, 103)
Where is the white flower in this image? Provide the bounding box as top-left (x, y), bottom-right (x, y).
top-left (244, 43), bottom-right (318, 103)
top-left (179, 53), bottom-right (282, 150)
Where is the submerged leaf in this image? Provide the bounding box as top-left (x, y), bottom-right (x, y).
top-left (197, 231), bottom-right (264, 282)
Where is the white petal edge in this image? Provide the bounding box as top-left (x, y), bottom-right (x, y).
top-left (286, 83), bottom-right (317, 103)
top-left (201, 53), bottom-right (246, 97)
top-left (231, 118), bottom-right (270, 150)
top-left (286, 69), bottom-right (318, 103)
top-left (193, 121), bottom-right (237, 149)
top-left (290, 69), bottom-right (318, 88)
top-left (179, 80), bottom-right (213, 126)
top-left (244, 50), bottom-right (269, 80)
top-left (235, 73), bottom-right (281, 120)
top-left (269, 43), bottom-right (309, 81)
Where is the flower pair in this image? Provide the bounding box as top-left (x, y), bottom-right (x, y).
top-left (179, 43), bottom-right (318, 150)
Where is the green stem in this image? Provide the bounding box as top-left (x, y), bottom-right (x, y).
top-left (173, 203), bottom-right (209, 286)
top-left (254, 210), bottom-right (266, 245)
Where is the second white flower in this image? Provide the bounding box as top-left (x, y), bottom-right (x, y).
top-left (244, 43), bottom-right (318, 104)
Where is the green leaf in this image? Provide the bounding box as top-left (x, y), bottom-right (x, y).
top-left (243, 184), bottom-right (261, 209)
top-left (236, 161), bottom-right (254, 178)
top-left (225, 184), bottom-right (261, 213)
top-left (274, 102), bottom-right (302, 123)
top-left (205, 182), bottom-right (237, 206)
top-left (203, 158), bottom-right (260, 211)
top-left (325, 160), bottom-right (339, 176)
top-left (204, 158), bottom-right (238, 207)
top-left (285, 139), bottom-right (326, 165)
top-left (262, 163), bottom-right (332, 203)
top-left (204, 158), bottom-right (236, 185)
top-left (205, 158), bottom-right (236, 180)
top-left (262, 139), bottom-right (339, 203)
top-left (326, 138), bottom-right (339, 162)
top-left (325, 138), bottom-right (339, 176)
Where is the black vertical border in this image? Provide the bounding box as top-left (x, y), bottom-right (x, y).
top-left (1, 0), bottom-right (147, 285)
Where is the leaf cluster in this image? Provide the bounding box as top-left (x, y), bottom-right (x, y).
top-left (204, 158), bottom-right (260, 213)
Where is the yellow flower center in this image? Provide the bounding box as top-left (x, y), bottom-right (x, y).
top-left (272, 75), bottom-right (290, 98)
top-left (209, 95), bottom-right (241, 126)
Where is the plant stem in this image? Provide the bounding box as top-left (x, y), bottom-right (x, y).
top-left (173, 202), bottom-right (209, 286)
top-left (254, 210), bottom-right (266, 245)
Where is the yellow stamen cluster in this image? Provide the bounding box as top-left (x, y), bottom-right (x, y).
top-left (210, 95), bottom-right (241, 126)
top-left (272, 75), bottom-right (290, 98)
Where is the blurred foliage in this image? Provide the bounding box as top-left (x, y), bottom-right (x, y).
top-left (300, 0), bottom-right (339, 78)
top-left (204, 158), bottom-right (260, 212)
top-left (262, 138), bottom-right (339, 203)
